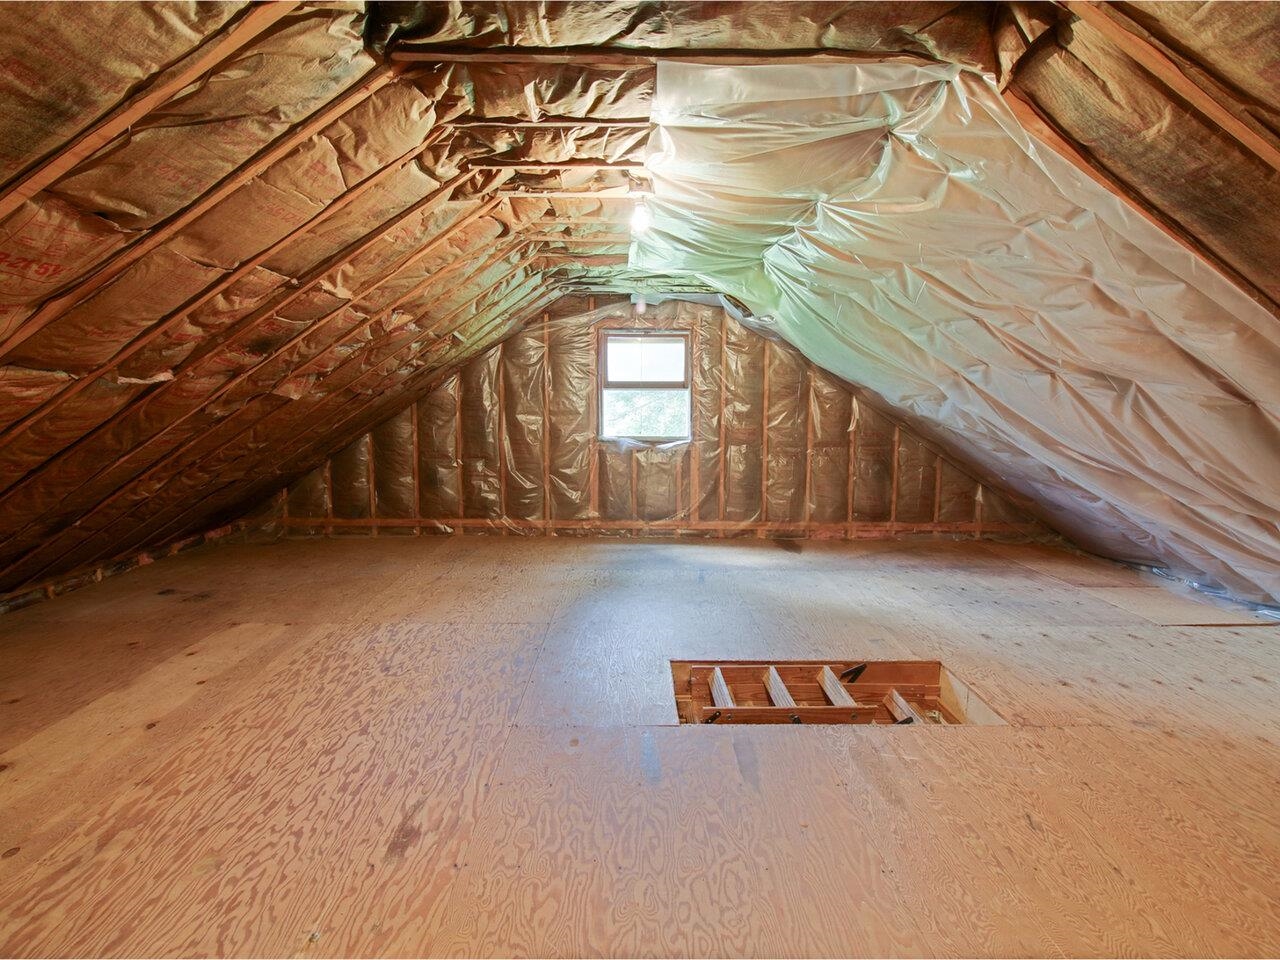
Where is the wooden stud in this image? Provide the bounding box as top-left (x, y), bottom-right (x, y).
top-left (0, 2), bottom-right (301, 222)
top-left (497, 341), bottom-right (508, 520)
top-left (587, 295), bottom-right (599, 520)
top-left (541, 311), bottom-right (552, 529)
top-left (760, 338), bottom-right (770, 529)
top-left (410, 395), bottom-right (421, 535)
top-left (889, 424), bottom-right (900, 524)
top-left (716, 309), bottom-right (728, 526)
top-left (366, 432), bottom-right (377, 535)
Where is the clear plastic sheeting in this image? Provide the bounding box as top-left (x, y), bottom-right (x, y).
top-left (279, 296), bottom-right (1048, 541)
top-left (631, 61), bottom-right (1280, 603)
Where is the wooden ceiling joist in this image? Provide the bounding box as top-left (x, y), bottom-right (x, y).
top-left (498, 191), bottom-right (638, 200)
top-left (1062, 1), bottom-right (1280, 174)
top-left (446, 119), bottom-right (650, 128)
top-left (471, 161), bottom-right (647, 171)
top-left (537, 254), bottom-right (630, 266)
top-left (0, 63), bottom-right (400, 360)
top-left (525, 235), bottom-right (632, 244)
top-left (0, 1), bottom-right (301, 222)
top-left (389, 48), bottom-right (890, 67)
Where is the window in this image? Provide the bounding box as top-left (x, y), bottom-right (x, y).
top-left (599, 330), bottom-right (691, 440)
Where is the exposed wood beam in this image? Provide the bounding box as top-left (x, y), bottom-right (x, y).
top-left (390, 48), bottom-right (894, 67)
top-left (2, 251), bottom-right (542, 584)
top-left (0, 2), bottom-right (300, 220)
top-left (0, 129), bottom-right (457, 451)
top-left (471, 161), bottom-right (647, 171)
top-left (537, 254), bottom-right (629, 266)
top-left (79, 278), bottom-right (554, 568)
top-left (446, 119), bottom-right (650, 128)
top-left (0, 64), bottom-right (400, 360)
top-left (1003, 89), bottom-right (1279, 314)
top-left (0, 196), bottom-right (502, 544)
top-left (497, 191), bottom-right (637, 200)
top-left (1062, 1), bottom-right (1280, 173)
top-left (525, 235), bottom-right (631, 244)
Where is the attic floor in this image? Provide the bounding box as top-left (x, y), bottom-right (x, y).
top-left (0, 536), bottom-right (1276, 957)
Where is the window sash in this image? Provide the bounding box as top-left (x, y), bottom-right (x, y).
top-left (600, 330), bottom-right (691, 389)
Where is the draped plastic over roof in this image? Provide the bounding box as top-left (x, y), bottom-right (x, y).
top-left (0, 1), bottom-right (1275, 604)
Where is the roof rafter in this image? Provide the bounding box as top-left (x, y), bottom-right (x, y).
top-left (0, 128), bottom-right (458, 450)
top-left (0, 1), bottom-right (301, 221)
top-left (0, 64), bottom-right (401, 360)
top-left (52, 273), bottom-right (554, 574)
top-left (1062, 1), bottom-right (1280, 174)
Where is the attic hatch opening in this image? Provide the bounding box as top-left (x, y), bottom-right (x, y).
top-left (599, 328), bottom-right (691, 441)
top-left (670, 660), bottom-right (1006, 725)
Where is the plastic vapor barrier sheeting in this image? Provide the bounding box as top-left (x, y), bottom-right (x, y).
top-left (631, 61), bottom-right (1280, 604)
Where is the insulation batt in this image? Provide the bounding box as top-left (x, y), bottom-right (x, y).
top-left (282, 297), bottom-right (1045, 541)
top-left (631, 61), bottom-right (1280, 604)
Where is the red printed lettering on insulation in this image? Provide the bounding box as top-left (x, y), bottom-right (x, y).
top-left (152, 153), bottom-right (207, 195)
top-left (0, 56), bottom-right (43, 90)
top-left (0, 211), bottom-right (98, 294)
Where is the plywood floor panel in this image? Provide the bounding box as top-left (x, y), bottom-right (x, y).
top-left (0, 536), bottom-right (1276, 957)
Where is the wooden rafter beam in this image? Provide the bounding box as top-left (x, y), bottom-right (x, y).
top-left (1062, 1), bottom-right (1280, 173)
top-left (0, 196), bottom-right (503, 539)
top-left (1, 248), bottom-right (541, 583)
top-left (0, 129), bottom-right (458, 451)
top-left (1003, 89), bottom-right (1279, 314)
top-left (446, 119), bottom-right (650, 128)
top-left (0, 2), bottom-right (301, 220)
top-left (61, 274), bottom-right (554, 573)
top-left (389, 48), bottom-right (889, 67)
top-left (0, 63), bottom-right (400, 360)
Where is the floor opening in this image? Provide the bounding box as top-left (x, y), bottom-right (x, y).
top-left (671, 659), bottom-right (1006, 725)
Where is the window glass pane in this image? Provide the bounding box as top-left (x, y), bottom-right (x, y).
top-left (606, 337), bottom-right (645, 382)
top-left (601, 387), bottom-right (691, 439)
top-left (606, 335), bottom-right (686, 383)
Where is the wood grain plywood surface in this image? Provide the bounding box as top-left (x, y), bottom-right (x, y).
top-left (0, 536), bottom-right (1276, 957)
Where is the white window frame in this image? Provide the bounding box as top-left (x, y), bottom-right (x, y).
top-left (598, 329), bottom-right (692, 442)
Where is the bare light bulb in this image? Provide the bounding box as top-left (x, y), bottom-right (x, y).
top-left (630, 200), bottom-right (651, 234)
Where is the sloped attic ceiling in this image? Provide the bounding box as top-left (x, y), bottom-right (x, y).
top-left (0, 2), bottom-right (1275, 604)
